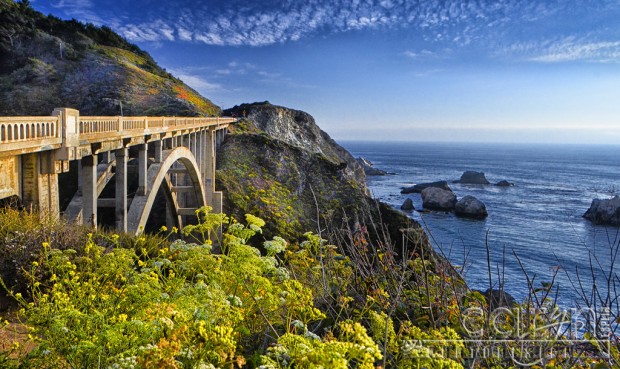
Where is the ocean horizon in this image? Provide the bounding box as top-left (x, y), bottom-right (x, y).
top-left (342, 140), bottom-right (620, 308)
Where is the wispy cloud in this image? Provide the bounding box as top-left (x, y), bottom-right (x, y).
top-left (48, 0), bottom-right (618, 65)
top-left (501, 36), bottom-right (620, 63)
top-left (49, 0), bottom-right (104, 25)
top-left (530, 40), bottom-right (620, 63)
top-left (168, 68), bottom-right (222, 91)
top-left (114, 0), bottom-right (590, 48)
top-left (214, 61), bottom-right (257, 76)
top-left (403, 49), bottom-right (444, 60)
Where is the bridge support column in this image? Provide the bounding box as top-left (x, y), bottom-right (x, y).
top-left (115, 148), bottom-right (128, 232)
top-left (137, 144), bottom-right (147, 196)
top-left (82, 154), bottom-right (98, 228)
top-left (195, 131), bottom-right (202, 179)
top-left (154, 139), bottom-right (163, 163)
top-left (77, 161), bottom-right (83, 196)
top-left (204, 128), bottom-right (217, 211)
top-left (189, 132), bottom-right (195, 156)
top-left (101, 151), bottom-right (114, 164)
top-left (21, 152), bottom-right (60, 216)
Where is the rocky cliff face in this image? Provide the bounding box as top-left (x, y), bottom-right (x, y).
top-left (225, 102), bottom-right (366, 187)
top-left (0, 1), bottom-right (219, 116)
top-left (217, 103), bottom-right (434, 262)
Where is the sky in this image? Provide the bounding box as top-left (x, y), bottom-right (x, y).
top-left (30, 0), bottom-right (620, 144)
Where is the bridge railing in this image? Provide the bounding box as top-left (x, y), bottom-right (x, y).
top-left (0, 116), bottom-right (60, 143)
top-left (79, 117), bottom-right (120, 134)
top-left (78, 116), bottom-right (235, 135)
top-left (0, 109), bottom-right (236, 156)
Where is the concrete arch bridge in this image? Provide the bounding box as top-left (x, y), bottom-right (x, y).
top-left (0, 108), bottom-right (235, 235)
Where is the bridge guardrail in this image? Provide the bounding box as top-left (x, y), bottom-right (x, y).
top-left (0, 116), bottom-right (60, 143)
top-left (0, 110), bottom-right (236, 155)
top-left (78, 116), bottom-right (235, 135)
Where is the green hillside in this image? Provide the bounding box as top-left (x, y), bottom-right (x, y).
top-left (0, 0), bottom-right (220, 116)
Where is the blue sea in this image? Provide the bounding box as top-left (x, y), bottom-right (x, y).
top-left (342, 141), bottom-right (620, 308)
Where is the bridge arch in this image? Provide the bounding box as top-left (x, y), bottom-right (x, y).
top-left (127, 146), bottom-right (206, 235)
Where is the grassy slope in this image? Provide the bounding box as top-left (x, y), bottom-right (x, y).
top-left (0, 1), bottom-right (220, 116)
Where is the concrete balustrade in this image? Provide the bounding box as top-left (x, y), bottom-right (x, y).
top-left (79, 117), bottom-right (119, 134)
top-left (0, 117), bottom-right (59, 143)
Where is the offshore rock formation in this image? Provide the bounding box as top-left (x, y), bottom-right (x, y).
top-left (457, 171), bottom-right (490, 185)
top-left (495, 180), bottom-right (514, 187)
top-left (401, 181), bottom-right (451, 194)
top-left (400, 198), bottom-right (414, 211)
top-left (357, 157), bottom-right (387, 176)
top-left (421, 187), bottom-right (457, 211)
top-left (583, 196), bottom-right (620, 225)
top-left (455, 195), bottom-right (488, 219)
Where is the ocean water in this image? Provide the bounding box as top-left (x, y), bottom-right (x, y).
top-left (342, 141), bottom-right (620, 307)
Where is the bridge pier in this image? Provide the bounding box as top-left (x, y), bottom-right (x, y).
top-left (21, 152), bottom-right (60, 215)
top-left (153, 139), bottom-right (163, 163)
top-left (82, 154), bottom-right (98, 228)
top-left (137, 144), bottom-right (148, 196)
top-left (204, 128), bottom-right (216, 204)
top-left (115, 148), bottom-right (128, 232)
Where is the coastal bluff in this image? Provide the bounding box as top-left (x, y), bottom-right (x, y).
top-left (218, 102), bottom-right (440, 259)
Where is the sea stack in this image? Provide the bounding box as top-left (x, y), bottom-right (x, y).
top-left (400, 198), bottom-right (414, 211)
top-left (458, 171), bottom-right (490, 185)
top-left (455, 195), bottom-right (488, 219)
top-left (583, 196), bottom-right (620, 225)
top-left (401, 181), bottom-right (451, 194)
top-left (357, 157), bottom-right (387, 176)
top-left (421, 187), bottom-right (457, 211)
top-left (495, 180), bottom-right (513, 187)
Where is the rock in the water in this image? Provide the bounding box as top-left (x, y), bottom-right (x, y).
top-left (421, 187), bottom-right (457, 211)
top-left (583, 196), bottom-right (620, 225)
top-left (400, 198), bottom-right (414, 211)
top-left (495, 180), bottom-right (513, 187)
top-left (458, 171), bottom-right (490, 185)
top-left (401, 180), bottom-right (451, 194)
top-left (482, 288), bottom-right (517, 309)
top-left (455, 195), bottom-right (488, 219)
top-left (356, 156), bottom-right (387, 176)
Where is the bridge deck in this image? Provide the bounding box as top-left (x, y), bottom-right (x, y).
top-left (0, 112), bottom-right (235, 157)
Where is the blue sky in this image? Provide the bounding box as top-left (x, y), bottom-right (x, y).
top-left (31, 0), bottom-right (620, 144)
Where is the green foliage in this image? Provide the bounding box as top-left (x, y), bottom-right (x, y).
top-left (217, 137), bottom-right (304, 240)
top-left (3, 207), bottom-right (614, 367)
top-left (260, 321), bottom-right (382, 368)
top-left (0, 208), bottom-right (88, 296)
top-left (284, 230), bottom-right (466, 368)
top-left (0, 208), bottom-right (356, 368)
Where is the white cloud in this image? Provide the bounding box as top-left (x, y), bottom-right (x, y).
top-left (109, 0), bottom-right (618, 56)
top-left (530, 40), bottom-right (620, 63)
top-left (169, 69), bottom-right (221, 91)
top-left (502, 37), bottom-right (620, 63)
top-left (177, 28), bottom-right (193, 41)
top-left (49, 0), bottom-right (103, 24)
top-left (403, 49), bottom-right (440, 59)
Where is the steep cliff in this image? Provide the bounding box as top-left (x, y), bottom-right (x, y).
top-left (225, 102), bottom-right (366, 186)
top-left (218, 103), bottom-right (427, 256)
top-left (0, 0), bottom-right (219, 116)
